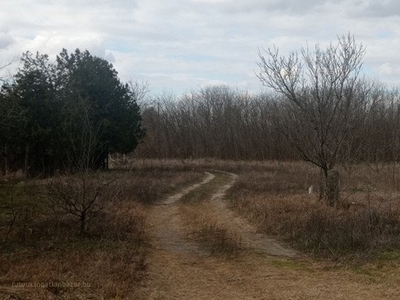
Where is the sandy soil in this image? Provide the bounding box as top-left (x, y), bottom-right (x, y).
top-left (143, 172), bottom-right (400, 300)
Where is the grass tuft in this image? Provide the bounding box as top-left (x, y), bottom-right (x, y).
top-left (181, 202), bottom-right (242, 256)
top-left (179, 173), bottom-right (242, 256)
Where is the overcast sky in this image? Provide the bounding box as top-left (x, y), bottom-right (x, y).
top-left (1, 0), bottom-right (400, 95)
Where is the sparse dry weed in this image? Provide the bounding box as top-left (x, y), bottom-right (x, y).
top-left (180, 201), bottom-right (242, 256)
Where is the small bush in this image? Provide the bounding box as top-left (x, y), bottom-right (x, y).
top-left (46, 173), bottom-right (124, 235)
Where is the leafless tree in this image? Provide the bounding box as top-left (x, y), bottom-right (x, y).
top-left (257, 34), bottom-right (366, 205)
top-left (136, 85), bottom-right (297, 161)
top-left (63, 96), bottom-right (104, 172)
top-left (128, 80), bottom-right (150, 106)
top-left (47, 173), bottom-right (122, 235)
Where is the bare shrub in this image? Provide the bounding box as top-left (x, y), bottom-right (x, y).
top-left (0, 172), bottom-right (155, 299)
top-left (46, 173), bottom-right (124, 235)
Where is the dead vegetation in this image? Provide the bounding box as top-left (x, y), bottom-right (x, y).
top-left (123, 158), bottom-right (400, 259)
top-left (143, 160), bottom-right (400, 300)
top-left (0, 167), bottom-right (203, 299)
top-left (226, 161), bottom-right (400, 258)
top-left (180, 201), bottom-right (242, 256)
top-left (3, 159), bottom-right (400, 298)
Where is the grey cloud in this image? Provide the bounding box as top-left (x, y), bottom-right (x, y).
top-left (47, 0), bottom-right (139, 10)
top-left (0, 33), bottom-right (14, 49)
top-left (196, 0), bottom-right (340, 15)
top-left (356, 0), bottom-right (400, 18)
top-left (3, 0), bottom-right (400, 95)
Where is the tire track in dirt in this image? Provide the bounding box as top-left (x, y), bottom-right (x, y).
top-left (147, 172), bottom-right (215, 255)
top-left (209, 171), bottom-right (297, 257)
top-left (148, 170), bottom-right (295, 257)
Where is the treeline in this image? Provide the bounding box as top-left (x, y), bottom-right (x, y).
top-left (0, 49), bottom-right (144, 177)
top-left (3, 36), bottom-right (400, 179)
top-left (137, 83), bottom-right (400, 164)
top-left (137, 86), bottom-right (294, 160)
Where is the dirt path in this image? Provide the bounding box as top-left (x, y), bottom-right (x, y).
top-left (143, 172), bottom-right (400, 300)
top-left (148, 172), bottom-right (215, 254)
top-left (209, 171), bottom-right (296, 257)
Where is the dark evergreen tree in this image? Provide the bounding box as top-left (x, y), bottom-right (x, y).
top-left (0, 49), bottom-right (145, 176)
top-left (5, 52), bottom-right (59, 177)
top-left (56, 49), bottom-right (145, 170)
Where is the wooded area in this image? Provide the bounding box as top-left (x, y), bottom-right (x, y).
top-left (137, 79), bottom-right (400, 164)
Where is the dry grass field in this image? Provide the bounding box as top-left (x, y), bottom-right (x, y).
top-left (226, 161), bottom-right (400, 258)
top-left (2, 159), bottom-right (400, 299)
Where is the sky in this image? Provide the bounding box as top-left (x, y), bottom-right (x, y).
top-left (1, 0), bottom-right (400, 96)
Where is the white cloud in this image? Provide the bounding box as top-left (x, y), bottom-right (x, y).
top-left (1, 0), bottom-right (400, 94)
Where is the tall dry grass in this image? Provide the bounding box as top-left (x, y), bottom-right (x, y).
top-left (227, 162), bottom-right (400, 257)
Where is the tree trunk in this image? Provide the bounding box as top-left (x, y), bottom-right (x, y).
top-left (80, 212), bottom-right (87, 236)
top-left (24, 143), bottom-right (30, 178)
top-left (326, 169), bottom-right (340, 207)
top-left (4, 144), bottom-right (8, 175)
top-left (318, 168), bottom-right (327, 201)
top-left (105, 153), bottom-right (109, 170)
top-left (319, 167), bottom-right (340, 207)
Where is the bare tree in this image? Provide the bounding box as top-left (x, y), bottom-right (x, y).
top-left (137, 86), bottom-right (297, 161)
top-left (0, 58), bottom-right (18, 84)
top-left (257, 34), bottom-right (366, 206)
top-left (128, 80), bottom-right (150, 105)
top-left (47, 174), bottom-right (122, 235)
top-left (62, 96), bottom-right (104, 172)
